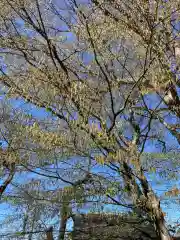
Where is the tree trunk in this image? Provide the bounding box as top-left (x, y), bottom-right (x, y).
top-left (122, 162), bottom-right (172, 240)
top-left (46, 227), bottom-right (54, 240)
top-left (0, 162), bottom-right (15, 199)
top-left (58, 202), bottom-right (70, 240)
top-left (58, 216), bottom-right (68, 240)
top-left (156, 218), bottom-right (172, 240)
top-left (138, 174), bottom-right (172, 240)
top-left (150, 196), bottom-right (172, 240)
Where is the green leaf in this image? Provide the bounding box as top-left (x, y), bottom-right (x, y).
top-left (150, 167), bottom-right (156, 173)
top-left (46, 107), bottom-right (52, 112)
top-left (15, 232), bottom-right (24, 236)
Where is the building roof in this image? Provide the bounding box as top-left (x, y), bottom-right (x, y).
top-left (72, 213), bottom-right (157, 240)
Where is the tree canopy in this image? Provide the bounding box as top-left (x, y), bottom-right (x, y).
top-left (0, 0), bottom-right (179, 239)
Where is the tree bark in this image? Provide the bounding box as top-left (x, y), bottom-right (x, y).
top-left (46, 227), bottom-right (54, 240)
top-left (0, 162), bottom-right (15, 198)
top-left (148, 194), bottom-right (172, 240)
top-left (138, 174), bottom-right (172, 240)
top-left (122, 161), bottom-right (172, 240)
top-left (58, 201), bottom-right (71, 240)
top-left (58, 215), bottom-right (68, 240)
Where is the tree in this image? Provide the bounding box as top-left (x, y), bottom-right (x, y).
top-left (0, 0), bottom-right (179, 239)
top-left (0, 101), bottom-right (19, 199)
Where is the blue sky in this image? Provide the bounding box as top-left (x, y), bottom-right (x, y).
top-left (0, 72), bottom-right (179, 237)
top-left (0, 0), bottom-right (180, 237)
